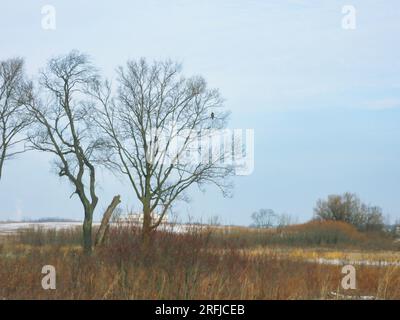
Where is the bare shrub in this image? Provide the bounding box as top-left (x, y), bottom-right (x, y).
top-left (314, 192), bottom-right (385, 232)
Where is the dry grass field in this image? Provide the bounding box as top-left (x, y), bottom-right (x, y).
top-left (0, 221), bottom-right (399, 300)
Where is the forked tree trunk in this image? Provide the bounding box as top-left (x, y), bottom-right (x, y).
top-left (95, 195), bottom-right (121, 246)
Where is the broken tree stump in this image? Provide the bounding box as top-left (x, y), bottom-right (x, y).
top-left (95, 195), bottom-right (121, 246)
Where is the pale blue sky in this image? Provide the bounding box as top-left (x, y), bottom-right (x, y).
top-left (1, 0), bottom-right (400, 224)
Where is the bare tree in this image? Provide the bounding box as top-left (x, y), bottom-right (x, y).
top-left (251, 208), bottom-right (277, 228)
top-left (276, 213), bottom-right (295, 229)
top-left (90, 59), bottom-right (233, 245)
top-left (314, 192), bottom-right (384, 232)
top-left (0, 58), bottom-right (30, 180)
top-left (22, 51), bottom-right (108, 253)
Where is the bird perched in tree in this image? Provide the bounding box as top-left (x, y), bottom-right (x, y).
top-left (211, 112), bottom-right (215, 120)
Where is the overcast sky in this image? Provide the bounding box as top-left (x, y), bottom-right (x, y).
top-left (1, 0), bottom-right (400, 225)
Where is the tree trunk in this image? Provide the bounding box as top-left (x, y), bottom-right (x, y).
top-left (0, 148), bottom-right (6, 180)
top-left (83, 207), bottom-right (93, 254)
top-left (95, 195), bottom-right (121, 246)
top-left (142, 200), bottom-right (152, 249)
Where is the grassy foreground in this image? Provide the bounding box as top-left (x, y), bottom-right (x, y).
top-left (0, 221), bottom-right (399, 300)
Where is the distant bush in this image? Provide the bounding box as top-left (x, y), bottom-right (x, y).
top-left (314, 192), bottom-right (385, 232)
top-left (250, 209), bottom-right (295, 229)
top-left (250, 209), bottom-right (277, 228)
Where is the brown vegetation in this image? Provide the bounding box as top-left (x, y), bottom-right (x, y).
top-left (210, 220), bottom-right (398, 250)
top-left (0, 221), bottom-right (399, 300)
